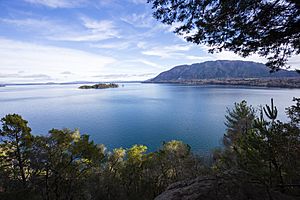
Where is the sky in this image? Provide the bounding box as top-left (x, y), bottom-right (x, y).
top-left (0, 0), bottom-right (299, 83)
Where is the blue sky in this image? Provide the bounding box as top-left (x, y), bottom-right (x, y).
top-left (0, 0), bottom-right (299, 83)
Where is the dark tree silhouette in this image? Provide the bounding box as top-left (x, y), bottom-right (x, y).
top-left (148, 0), bottom-right (300, 71)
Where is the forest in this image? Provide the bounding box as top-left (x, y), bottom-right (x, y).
top-left (0, 98), bottom-right (299, 200)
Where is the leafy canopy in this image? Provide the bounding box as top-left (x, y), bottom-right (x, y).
top-left (148, 0), bottom-right (300, 71)
top-left (214, 99), bottom-right (300, 195)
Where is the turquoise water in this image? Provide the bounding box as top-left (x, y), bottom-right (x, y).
top-left (0, 83), bottom-right (299, 153)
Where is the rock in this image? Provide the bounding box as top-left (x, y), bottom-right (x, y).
top-left (155, 177), bottom-right (298, 200)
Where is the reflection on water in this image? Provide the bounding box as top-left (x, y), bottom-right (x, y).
top-left (0, 83), bottom-right (299, 153)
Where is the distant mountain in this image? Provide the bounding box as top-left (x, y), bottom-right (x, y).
top-left (148, 60), bottom-right (299, 82)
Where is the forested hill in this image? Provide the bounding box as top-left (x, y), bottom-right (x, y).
top-left (148, 60), bottom-right (299, 82)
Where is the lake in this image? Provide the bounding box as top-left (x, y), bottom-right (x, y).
top-left (0, 83), bottom-right (299, 153)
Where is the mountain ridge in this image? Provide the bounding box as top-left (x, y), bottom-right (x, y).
top-left (148, 60), bottom-right (299, 82)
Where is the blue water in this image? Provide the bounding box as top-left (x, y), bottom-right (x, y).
top-left (0, 83), bottom-right (299, 153)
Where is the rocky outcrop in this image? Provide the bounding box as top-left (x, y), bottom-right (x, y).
top-left (155, 177), bottom-right (298, 200)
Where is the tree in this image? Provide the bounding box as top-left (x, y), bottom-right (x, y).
top-left (29, 128), bottom-right (105, 200)
top-left (151, 140), bottom-right (203, 194)
top-left (286, 97), bottom-right (300, 126)
top-left (214, 101), bottom-right (256, 174)
top-left (214, 99), bottom-right (300, 196)
top-left (122, 145), bottom-right (148, 199)
top-left (148, 0), bottom-right (300, 71)
top-left (0, 114), bottom-right (33, 189)
top-left (224, 100), bottom-right (255, 147)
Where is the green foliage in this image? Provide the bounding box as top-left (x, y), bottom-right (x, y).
top-left (0, 118), bottom-right (203, 200)
top-left (286, 97), bottom-right (300, 126)
top-left (224, 100), bottom-right (255, 147)
top-left (148, 0), bottom-right (300, 71)
top-left (214, 98), bottom-right (300, 196)
top-left (0, 114), bottom-right (33, 191)
top-left (89, 141), bottom-right (203, 200)
top-left (127, 144), bottom-right (147, 164)
top-left (79, 83), bottom-right (119, 89)
top-left (1, 99), bottom-right (299, 199)
top-left (31, 129), bottom-right (104, 200)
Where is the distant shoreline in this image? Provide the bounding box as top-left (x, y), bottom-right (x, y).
top-left (143, 78), bottom-right (300, 89)
top-left (1, 78), bottom-right (300, 89)
top-left (0, 81), bottom-right (141, 86)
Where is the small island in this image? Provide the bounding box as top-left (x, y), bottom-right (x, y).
top-left (79, 83), bottom-right (119, 89)
top-left (0, 84), bottom-right (5, 87)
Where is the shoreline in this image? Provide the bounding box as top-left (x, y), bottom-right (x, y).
top-left (143, 78), bottom-right (300, 89)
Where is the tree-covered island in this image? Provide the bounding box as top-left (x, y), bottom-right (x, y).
top-left (78, 83), bottom-right (119, 89)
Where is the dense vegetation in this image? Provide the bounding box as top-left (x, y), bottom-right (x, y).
top-left (213, 98), bottom-right (300, 198)
top-left (79, 83), bottom-right (119, 89)
top-left (0, 98), bottom-right (299, 199)
top-left (146, 78), bottom-right (300, 89)
top-left (148, 0), bottom-right (300, 71)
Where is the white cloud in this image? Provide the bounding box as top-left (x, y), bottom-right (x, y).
top-left (48, 17), bottom-right (120, 41)
top-left (283, 55), bottom-right (300, 70)
top-left (136, 41), bottom-right (147, 49)
top-left (1, 18), bottom-right (44, 27)
top-left (1, 18), bottom-right (71, 34)
top-left (121, 13), bottom-right (155, 28)
top-left (185, 55), bottom-right (214, 61)
top-left (24, 0), bottom-right (87, 8)
top-left (1, 17), bottom-right (120, 42)
top-left (129, 0), bottom-right (147, 4)
top-left (0, 38), bottom-right (116, 83)
top-left (61, 71), bottom-right (72, 75)
top-left (0, 72), bottom-right (52, 79)
top-left (110, 59), bottom-right (163, 74)
top-left (92, 73), bottom-right (156, 79)
top-left (142, 44), bottom-right (192, 58)
top-left (90, 41), bottom-right (131, 50)
top-left (214, 51), bottom-right (266, 63)
top-left (135, 59), bottom-right (162, 69)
